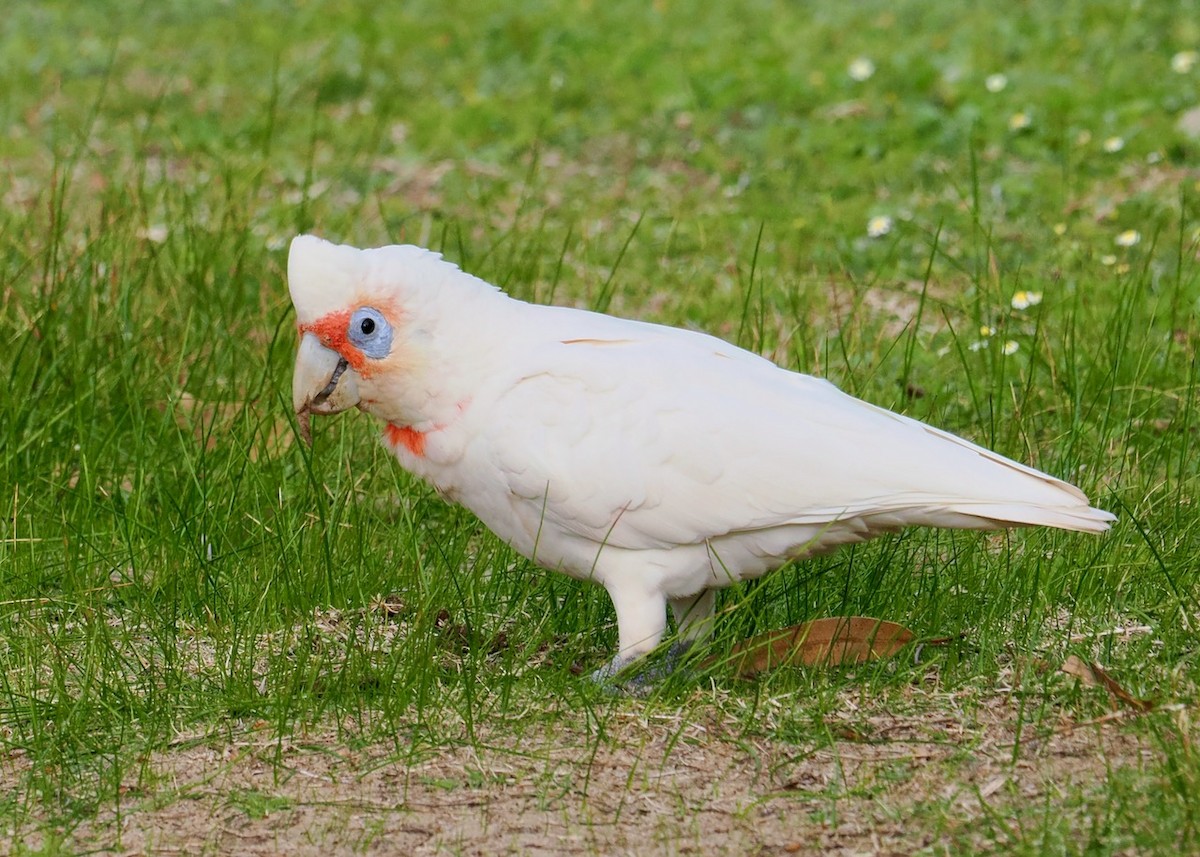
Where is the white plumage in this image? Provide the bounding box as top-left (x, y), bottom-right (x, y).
top-left (288, 235), bottom-right (1114, 678)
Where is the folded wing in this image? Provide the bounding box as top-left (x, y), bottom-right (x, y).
top-left (486, 312), bottom-right (1113, 554)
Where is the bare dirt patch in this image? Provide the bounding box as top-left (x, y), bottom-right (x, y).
top-left (3, 686), bottom-right (1160, 857)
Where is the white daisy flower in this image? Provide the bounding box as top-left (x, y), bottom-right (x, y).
top-left (138, 224), bottom-right (168, 244)
top-left (1115, 230), bottom-right (1141, 247)
top-left (1008, 111), bottom-right (1032, 131)
top-left (1001, 340), bottom-right (1020, 356)
top-left (1103, 136), bottom-right (1125, 153)
top-left (1171, 51), bottom-right (1198, 74)
top-left (1011, 291), bottom-right (1043, 310)
top-left (985, 73), bottom-right (1008, 93)
top-left (867, 215), bottom-right (893, 238)
top-left (848, 57), bottom-right (876, 82)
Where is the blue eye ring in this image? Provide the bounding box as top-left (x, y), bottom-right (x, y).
top-left (347, 306), bottom-right (393, 359)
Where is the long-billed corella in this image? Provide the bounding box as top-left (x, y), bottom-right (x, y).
top-left (288, 235), bottom-right (1114, 681)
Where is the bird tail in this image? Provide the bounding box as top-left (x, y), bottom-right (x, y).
top-left (903, 500), bottom-right (1116, 534)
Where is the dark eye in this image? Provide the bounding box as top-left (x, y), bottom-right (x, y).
top-left (347, 306), bottom-right (393, 358)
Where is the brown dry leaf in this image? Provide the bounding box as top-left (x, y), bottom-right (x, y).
top-left (1060, 654), bottom-right (1101, 687)
top-left (1059, 655), bottom-right (1154, 711)
top-left (721, 616), bottom-right (914, 678)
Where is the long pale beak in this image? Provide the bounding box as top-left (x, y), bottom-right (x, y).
top-left (293, 332), bottom-right (361, 416)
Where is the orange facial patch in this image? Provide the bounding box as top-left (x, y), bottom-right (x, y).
top-left (385, 423), bottom-right (426, 458)
top-left (299, 310), bottom-right (368, 372)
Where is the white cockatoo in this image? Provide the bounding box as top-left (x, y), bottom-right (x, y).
top-left (288, 235), bottom-right (1114, 679)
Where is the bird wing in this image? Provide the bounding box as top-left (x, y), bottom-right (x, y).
top-left (482, 314), bottom-right (1113, 554)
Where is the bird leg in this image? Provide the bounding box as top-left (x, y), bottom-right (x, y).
top-left (590, 583), bottom-right (667, 684)
top-left (641, 589), bottom-right (717, 680)
top-left (670, 589), bottom-right (716, 647)
top-left (590, 588), bottom-right (717, 689)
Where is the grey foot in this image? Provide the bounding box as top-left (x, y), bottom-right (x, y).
top-left (589, 640), bottom-right (697, 694)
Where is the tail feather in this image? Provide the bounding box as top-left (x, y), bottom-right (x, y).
top-left (905, 501), bottom-right (1116, 534)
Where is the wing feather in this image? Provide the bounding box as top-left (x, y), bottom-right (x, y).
top-left (484, 307), bottom-right (1113, 554)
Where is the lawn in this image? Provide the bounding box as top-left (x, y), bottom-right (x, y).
top-left (2, 1), bottom-right (1199, 853)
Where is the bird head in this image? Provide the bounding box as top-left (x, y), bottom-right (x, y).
top-left (289, 234), bottom-right (409, 429)
top-left (287, 234), bottom-right (503, 438)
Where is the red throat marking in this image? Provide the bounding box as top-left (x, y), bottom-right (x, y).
top-left (385, 423), bottom-right (426, 457)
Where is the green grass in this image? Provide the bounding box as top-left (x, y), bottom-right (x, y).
top-left (2, 0), bottom-right (1199, 853)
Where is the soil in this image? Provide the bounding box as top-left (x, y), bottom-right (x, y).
top-left (3, 687), bottom-right (1153, 856)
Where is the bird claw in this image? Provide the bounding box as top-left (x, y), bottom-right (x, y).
top-left (589, 640), bottom-right (697, 695)
top-left (589, 655), bottom-right (636, 692)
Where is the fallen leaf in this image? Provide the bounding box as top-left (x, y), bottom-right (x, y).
top-left (1060, 654), bottom-right (1100, 687)
top-left (721, 616), bottom-right (914, 677)
top-left (1060, 655), bottom-right (1154, 711)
